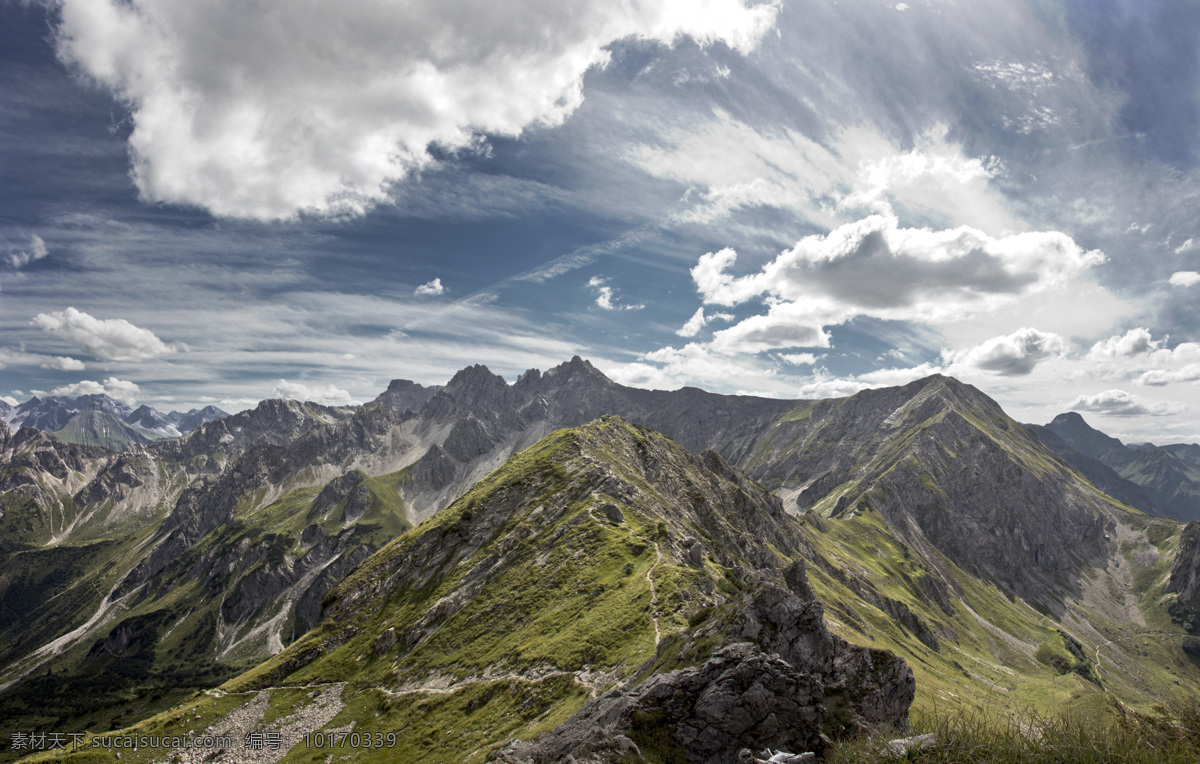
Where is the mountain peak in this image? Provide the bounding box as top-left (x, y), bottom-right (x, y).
top-left (1051, 411), bottom-right (1088, 427)
top-left (543, 355), bottom-right (612, 384)
top-left (1045, 411), bottom-right (1125, 458)
top-left (374, 379), bottom-right (440, 413)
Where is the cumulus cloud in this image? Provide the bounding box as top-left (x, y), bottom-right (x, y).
top-left (51, 377), bottom-right (141, 406)
top-left (54, 0), bottom-right (777, 221)
top-left (1086, 327), bottom-right (1162, 360)
top-left (41, 356), bottom-right (87, 371)
top-left (1170, 271), bottom-right (1200, 287)
top-left (273, 379), bottom-right (358, 406)
top-left (675, 306), bottom-right (733, 337)
top-left (588, 276), bottom-right (644, 311)
top-left (9, 235), bottom-right (48, 269)
top-left (31, 307), bottom-right (173, 361)
top-left (690, 213), bottom-right (1102, 355)
top-left (0, 395), bottom-right (17, 407)
top-left (838, 129), bottom-right (1005, 221)
top-left (414, 278), bottom-right (445, 296)
top-left (942, 327), bottom-right (1066, 375)
top-left (1068, 389), bottom-right (1185, 417)
top-left (1139, 364), bottom-right (1200, 387)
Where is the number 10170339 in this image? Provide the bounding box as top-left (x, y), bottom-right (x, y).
top-left (303, 731), bottom-right (398, 748)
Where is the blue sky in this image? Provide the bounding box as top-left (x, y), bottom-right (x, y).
top-left (2, 0), bottom-right (1199, 443)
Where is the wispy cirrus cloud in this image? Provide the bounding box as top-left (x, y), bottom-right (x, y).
top-left (0, 347), bottom-right (85, 371)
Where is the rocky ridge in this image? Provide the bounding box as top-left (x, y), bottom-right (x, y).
top-left (182, 417), bottom-right (914, 763)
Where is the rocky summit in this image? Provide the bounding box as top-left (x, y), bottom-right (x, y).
top-left (1, 359), bottom-right (1199, 763)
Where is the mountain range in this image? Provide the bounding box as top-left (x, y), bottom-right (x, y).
top-left (1028, 412), bottom-right (1200, 522)
top-left (0, 395), bottom-right (228, 451)
top-left (1, 357), bottom-right (1198, 762)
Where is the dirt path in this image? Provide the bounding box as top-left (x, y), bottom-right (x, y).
top-left (647, 541), bottom-right (663, 646)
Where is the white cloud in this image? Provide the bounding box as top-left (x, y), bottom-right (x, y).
top-left (588, 276), bottom-right (644, 311)
top-left (272, 379), bottom-right (358, 406)
top-left (691, 213), bottom-right (1103, 355)
top-left (0, 347), bottom-right (87, 371)
top-left (51, 377), bottom-right (141, 406)
top-left (775, 352), bottom-right (819, 366)
top-left (31, 307), bottom-right (173, 361)
top-left (414, 278), bottom-right (445, 296)
top-left (634, 120), bottom-right (1021, 236)
top-left (1169, 271), bottom-right (1200, 287)
top-left (675, 306), bottom-right (733, 337)
top-left (1139, 364), bottom-right (1200, 387)
top-left (9, 235), bottom-right (48, 269)
top-left (1068, 389), bottom-right (1186, 418)
top-left (1086, 327), bottom-right (1162, 360)
top-left (54, 0), bottom-right (776, 221)
top-left (41, 356), bottom-right (87, 371)
top-left (857, 362), bottom-right (944, 387)
top-left (838, 128), bottom-right (1006, 223)
top-left (1174, 238), bottom-right (1195, 254)
top-left (0, 395), bottom-right (17, 407)
top-left (942, 327), bottom-right (1066, 376)
top-left (677, 307), bottom-right (708, 337)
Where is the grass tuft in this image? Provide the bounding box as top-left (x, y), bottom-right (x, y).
top-left (829, 696), bottom-right (1200, 763)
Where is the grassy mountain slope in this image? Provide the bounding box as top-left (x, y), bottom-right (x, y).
top-left (728, 377), bottom-right (1200, 719)
top-left (29, 417), bottom-right (914, 763)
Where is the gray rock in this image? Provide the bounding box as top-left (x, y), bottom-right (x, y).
top-left (884, 732), bottom-right (937, 757)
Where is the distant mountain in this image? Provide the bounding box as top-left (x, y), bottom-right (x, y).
top-left (1031, 412), bottom-right (1200, 522)
top-left (54, 408), bottom-right (158, 450)
top-left (1165, 442), bottom-right (1200, 468)
top-left (1024, 422), bottom-right (1161, 516)
top-left (1039, 411), bottom-right (1126, 459)
top-left (5, 395), bottom-right (84, 431)
top-left (124, 404), bottom-right (182, 438)
top-left (165, 404), bottom-right (229, 433)
top-left (2, 394), bottom-right (230, 450)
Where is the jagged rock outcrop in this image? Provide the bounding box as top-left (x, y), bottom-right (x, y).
top-left (373, 379), bottom-right (440, 413)
top-left (310, 471), bottom-right (372, 524)
top-left (1169, 523), bottom-right (1200, 631)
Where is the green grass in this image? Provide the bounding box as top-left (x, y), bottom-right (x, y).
top-left (829, 695), bottom-right (1200, 763)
